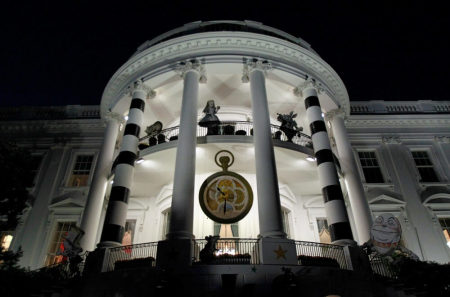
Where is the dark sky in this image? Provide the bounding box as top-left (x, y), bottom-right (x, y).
top-left (1, 1), bottom-right (449, 107)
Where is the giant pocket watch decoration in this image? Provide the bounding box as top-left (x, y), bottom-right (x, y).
top-left (199, 150), bottom-right (253, 224)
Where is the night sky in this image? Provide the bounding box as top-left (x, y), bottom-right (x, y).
top-left (1, 1), bottom-right (449, 107)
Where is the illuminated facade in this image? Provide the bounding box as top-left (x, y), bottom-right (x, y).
top-left (2, 21), bottom-right (450, 272)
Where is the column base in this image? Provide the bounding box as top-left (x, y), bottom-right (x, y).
top-left (258, 237), bottom-right (297, 265)
top-left (332, 239), bottom-right (357, 247)
top-left (156, 239), bottom-right (194, 268)
top-left (97, 241), bottom-right (121, 249)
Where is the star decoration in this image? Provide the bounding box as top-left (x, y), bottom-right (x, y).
top-left (273, 245), bottom-right (287, 260)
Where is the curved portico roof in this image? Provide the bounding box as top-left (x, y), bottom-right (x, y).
top-left (133, 20), bottom-right (317, 57)
top-left (101, 20), bottom-right (349, 119)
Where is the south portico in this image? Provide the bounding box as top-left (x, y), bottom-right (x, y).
top-left (79, 52), bottom-right (368, 270)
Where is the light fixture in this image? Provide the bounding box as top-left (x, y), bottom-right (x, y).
top-left (136, 158), bottom-right (144, 164)
top-left (124, 115), bottom-right (129, 121)
top-left (306, 156), bottom-right (316, 162)
top-left (110, 180), bottom-right (114, 184)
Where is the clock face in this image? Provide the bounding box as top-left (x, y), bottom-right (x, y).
top-left (199, 171), bottom-right (253, 224)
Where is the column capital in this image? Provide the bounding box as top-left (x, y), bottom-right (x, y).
top-left (434, 136), bottom-right (450, 143)
top-left (175, 59), bottom-right (207, 83)
top-left (324, 108), bottom-right (347, 122)
top-left (293, 77), bottom-right (325, 97)
top-left (103, 111), bottom-right (125, 125)
top-left (382, 136), bottom-right (402, 144)
top-left (242, 58), bottom-right (272, 82)
top-left (128, 80), bottom-right (156, 99)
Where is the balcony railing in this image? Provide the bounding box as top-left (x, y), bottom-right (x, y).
top-left (139, 121), bottom-right (312, 149)
top-left (368, 254), bottom-right (398, 279)
top-left (193, 238), bottom-right (260, 264)
top-left (104, 242), bottom-right (158, 272)
top-left (101, 239), bottom-right (353, 271)
top-left (295, 241), bottom-right (348, 270)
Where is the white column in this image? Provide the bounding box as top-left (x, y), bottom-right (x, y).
top-left (79, 114), bottom-right (121, 251)
top-left (328, 110), bottom-right (372, 243)
top-left (98, 80), bottom-right (149, 248)
top-left (167, 61), bottom-right (203, 240)
top-left (248, 60), bottom-right (285, 238)
top-left (297, 79), bottom-right (354, 245)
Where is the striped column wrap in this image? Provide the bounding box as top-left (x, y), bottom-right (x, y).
top-left (304, 87), bottom-right (353, 242)
top-left (100, 92), bottom-right (145, 245)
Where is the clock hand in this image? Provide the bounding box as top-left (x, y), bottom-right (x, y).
top-left (217, 187), bottom-right (226, 196)
top-left (224, 199), bottom-right (227, 214)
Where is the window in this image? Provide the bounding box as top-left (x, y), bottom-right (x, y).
top-left (45, 221), bottom-right (77, 266)
top-left (68, 155), bottom-right (94, 187)
top-left (213, 222), bottom-right (239, 255)
top-left (358, 151), bottom-right (384, 183)
top-left (213, 222), bottom-right (239, 238)
top-left (161, 210), bottom-right (171, 240)
top-left (281, 208), bottom-right (291, 238)
top-left (0, 231), bottom-right (13, 251)
top-left (411, 151), bottom-right (439, 182)
top-left (122, 220), bottom-right (136, 246)
top-left (316, 218), bottom-right (331, 244)
top-left (439, 218), bottom-right (450, 248)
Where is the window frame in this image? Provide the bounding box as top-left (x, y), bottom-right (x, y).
top-left (408, 148), bottom-right (441, 183)
top-left (355, 149), bottom-right (386, 184)
top-left (64, 150), bottom-right (98, 188)
top-left (44, 220), bottom-right (78, 266)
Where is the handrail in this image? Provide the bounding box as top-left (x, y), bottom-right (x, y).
top-left (139, 121), bottom-right (312, 148)
top-left (295, 240), bottom-right (348, 269)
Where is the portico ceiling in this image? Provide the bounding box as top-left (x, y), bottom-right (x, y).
top-left (130, 142), bottom-right (321, 200)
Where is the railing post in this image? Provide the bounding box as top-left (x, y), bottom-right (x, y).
top-left (342, 245), bottom-right (372, 276)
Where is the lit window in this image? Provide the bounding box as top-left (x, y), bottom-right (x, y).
top-left (411, 151), bottom-right (439, 182)
top-left (213, 222), bottom-right (239, 255)
top-left (161, 210), bottom-right (171, 240)
top-left (316, 218), bottom-right (331, 244)
top-left (68, 155), bottom-right (94, 187)
top-left (281, 208), bottom-right (291, 239)
top-left (45, 222), bottom-right (76, 266)
top-left (0, 231), bottom-right (13, 251)
top-left (213, 222), bottom-right (239, 238)
top-left (439, 218), bottom-right (450, 248)
top-left (358, 151), bottom-right (384, 183)
top-left (122, 220), bottom-right (136, 246)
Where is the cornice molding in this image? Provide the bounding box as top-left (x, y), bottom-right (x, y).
top-left (101, 32), bottom-right (349, 117)
top-left (346, 118), bottom-right (450, 128)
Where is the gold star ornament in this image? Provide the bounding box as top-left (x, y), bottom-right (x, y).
top-left (273, 245), bottom-right (287, 260)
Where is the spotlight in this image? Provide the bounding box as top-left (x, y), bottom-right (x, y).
top-left (136, 158), bottom-right (144, 164)
top-left (306, 156), bottom-right (316, 162)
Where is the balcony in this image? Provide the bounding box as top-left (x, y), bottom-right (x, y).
top-left (138, 121), bottom-right (313, 157)
top-left (101, 239), bottom-right (350, 272)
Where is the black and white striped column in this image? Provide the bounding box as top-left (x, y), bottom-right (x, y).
top-left (303, 84), bottom-right (354, 244)
top-left (99, 81), bottom-right (147, 247)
